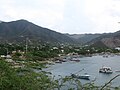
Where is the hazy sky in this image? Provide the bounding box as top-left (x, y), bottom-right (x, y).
top-left (0, 0), bottom-right (120, 34)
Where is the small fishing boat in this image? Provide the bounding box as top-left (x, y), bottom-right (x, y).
top-left (103, 55), bottom-right (108, 58)
top-left (71, 73), bottom-right (90, 80)
top-left (55, 60), bottom-right (62, 64)
top-left (99, 66), bottom-right (113, 74)
top-left (70, 58), bottom-right (80, 62)
top-left (115, 70), bottom-right (120, 72)
top-left (59, 59), bottom-right (67, 62)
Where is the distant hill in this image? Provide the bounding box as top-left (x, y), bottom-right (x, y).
top-left (0, 20), bottom-right (3, 23)
top-left (0, 19), bottom-right (76, 44)
top-left (66, 31), bottom-right (120, 48)
top-left (66, 34), bottom-right (101, 44)
top-left (87, 31), bottom-right (120, 48)
top-left (0, 19), bottom-right (120, 48)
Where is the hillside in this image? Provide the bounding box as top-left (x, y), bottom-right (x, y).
top-left (66, 34), bottom-right (101, 44)
top-left (0, 19), bottom-right (76, 44)
top-left (66, 31), bottom-right (120, 48)
top-left (0, 19), bottom-right (120, 48)
top-left (88, 31), bottom-right (120, 48)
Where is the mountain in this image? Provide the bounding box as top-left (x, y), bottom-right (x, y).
top-left (0, 19), bottom-right (76, 44)
top-left (1, 19), bottom-right (120, 48)
top-left (66, 31), bottom-right (120, 48)
top-left (88, 31), bottom-right (120, 48)
top-left (66, 34), bottom-right (101, 44)
top-left (0, 20), bottom-right (3, 23)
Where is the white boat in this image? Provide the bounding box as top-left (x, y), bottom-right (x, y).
top-left (70, 58), bottom-right (80, 62)
top-left (99, 66), bottom-right (113, 74)
top-left (71, 73), bottom-right (90, 80)
top-left (55, 60), bottom-right (62, 64)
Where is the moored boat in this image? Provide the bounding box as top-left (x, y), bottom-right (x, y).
top-left (115, 70), bottom-right (120, 72)
top-left (99, 66), bottom-right (113, 74)
top-left (71, 73), bottom-right (90, 80)
top-left (55, 60), bottom-right (62, 64)
top-left (70, 58), bottom-right (80, 62)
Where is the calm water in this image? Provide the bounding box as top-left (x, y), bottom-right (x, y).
top-left (44, 55), bottom-right (120, 87)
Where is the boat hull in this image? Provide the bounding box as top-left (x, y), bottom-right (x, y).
top-left (99, 67), bottom-right (113, 74)
top-left (71, 74), bottom-right (90, 80)
top-left (99, 70), bottom-right (113, 74)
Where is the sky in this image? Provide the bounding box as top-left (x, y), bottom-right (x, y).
top-left (0, 0), bottom-right (120, 34)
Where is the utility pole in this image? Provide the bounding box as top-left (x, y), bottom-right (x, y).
top-left (25, 38), bottom-right (28, 53)
top-left (6, 48), bottom-right (8, 55)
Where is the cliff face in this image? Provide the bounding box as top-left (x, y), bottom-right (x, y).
top-left (101, 37), bottom-right (120, 48)
top-left (88, 31), bottom-right (120, 48)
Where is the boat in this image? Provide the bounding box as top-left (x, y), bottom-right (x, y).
top-left (70, 58), bottom-right (80, 62)
top-left (99, 66), bottom-right (113, 74)
top-left (103, 55), bottom-right (108, 58)
top-left (71, 73), bottom-right (90, 80)
top-left (70, 59), bottom-right (80, 62)
top-left (59, 59), bottom-right (67, 62)
top-left (115, 70), bottom-right (120, 72)
top-left (55, 60), bottom-right (62, 64)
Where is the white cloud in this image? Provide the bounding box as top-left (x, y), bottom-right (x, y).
top-left (0, 0), bottom-right (65, 28)
top-left (84, 0), bottom-right (120, 33)
top-left (0, 0), bottom-right (120, 34)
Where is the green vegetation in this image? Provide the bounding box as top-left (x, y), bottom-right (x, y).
top-left (0, 43), bottom-right (120, 90)
top-left (0, 60), bottom-right (55, 90)
top-left (0, 59), bottom-right (120, 90)
top-left (0, 43), bottom-right (119, 58)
